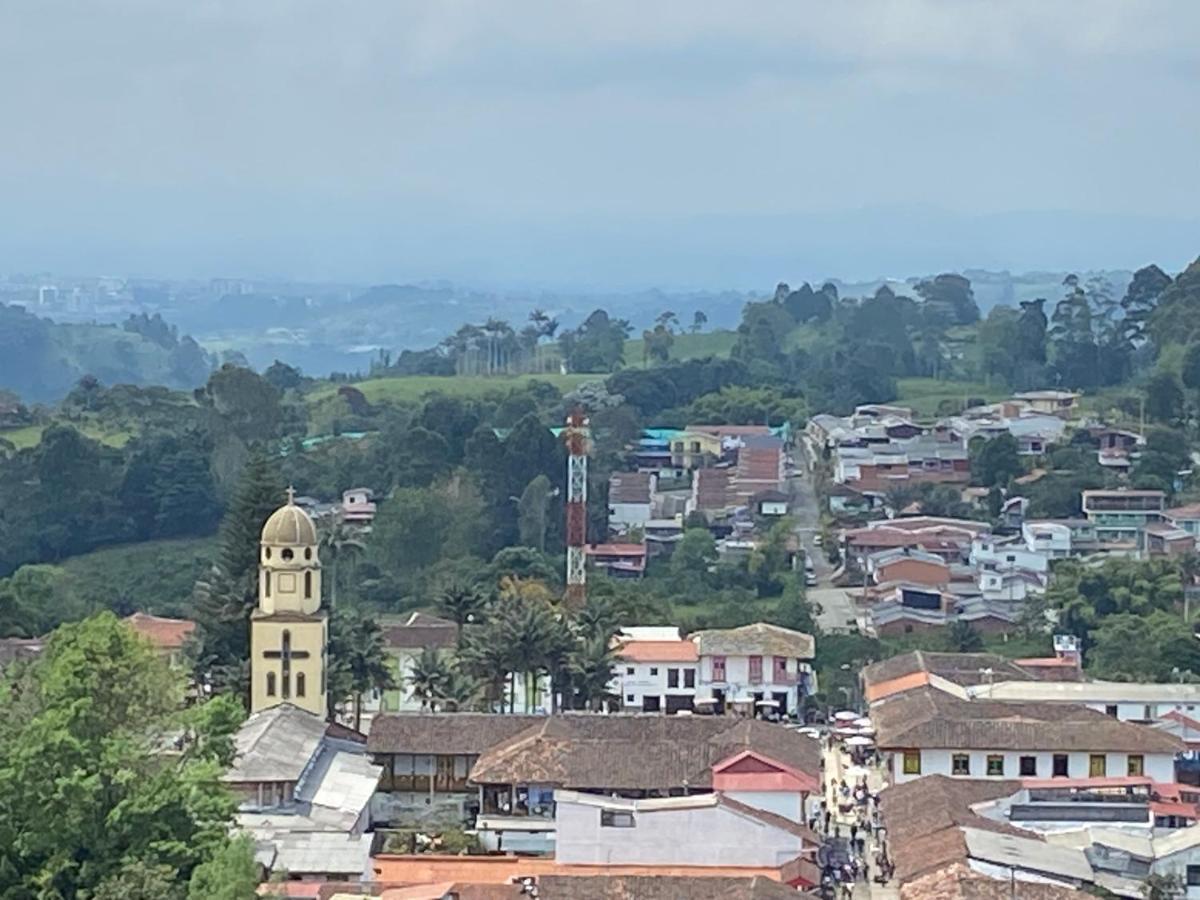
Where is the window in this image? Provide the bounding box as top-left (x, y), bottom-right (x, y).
top-left (773, 656), bottom-right (788, 680)
top-left (1089, 754), bottom-right (1107, 777)
top-left (266, 673), bottom-right (276, 696)
top-left (304, 548), bottom-right (312, 560)
top-left (986, 755), bottom-right (1005, 776)
top-left (1053, 754), bottom-right (1069, 777)
top-left (296, 672), bottom-right (306, 697)
top-left (642, 696), bottom-right (660, 712)
top-left (902, 751), bottom-right (921, 775)
top-left (1105, 704), bottom-right (1118, 717)
top-left (1188, 865), bottom-right (1200, 887)
top-left (684, 668), bottom-right (695, 688)
top-left (1144, 705), bottom-right (1154, 720)
top-left (649, 667), bottom-right (658, 676)
top-left (282, 548), bottom-right (294, 561)
top-left (264, 571), bottom-right (271, 597)
top-left (712, 656), bottom-right (726, 681)
top-left (626, 694), bottom-right (634, 703)
top-left (304, 570), bottom-right (312, 599)
top-left (748, 655), bottom-right (763, 684)
top-left (625, 667), bottom-right (634, 676)
top-left (1128, 754), bottom-right (1145, 777)
top-left (667, 668), bottom-right (679, 688)
top-left (1019, 756), bottom-right (1037, 777)
top-left (951, 754), bottom-right (971, 776)
top-left (601, 810), bottom-right (635, 828)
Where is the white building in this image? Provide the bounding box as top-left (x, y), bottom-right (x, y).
top-left (692, 623), bottom-right (815, 717)
top-left (612, 633), bottom-right (698, 714)
top-left (1023, 521), bottom-right (1074, 558)
top-left (874, 687), bottom-right (1182, 787)
top-left (607, 471), bottom-right (656, 534)
top-left (970, 536), bottom-right (1049, 574)
top-left (552, 790), bottom-right (820, 871)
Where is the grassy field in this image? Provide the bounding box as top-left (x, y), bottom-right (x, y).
top-left (622, 329), bottom-right (738, 368)
top-left (895, 377), bottom-right (1008, 419)
top-left (0, 422), bottom-right (134, 450)
top-left (307, 372), bottom-right (602, 407)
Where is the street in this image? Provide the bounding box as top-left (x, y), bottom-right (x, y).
top-left (792, 439), bottom-right (861, 634)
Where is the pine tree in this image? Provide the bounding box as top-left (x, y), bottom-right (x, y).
top-left (216, 448), bottom-right (286, 584)
top-left (191, 448), bottom-right (285, 697)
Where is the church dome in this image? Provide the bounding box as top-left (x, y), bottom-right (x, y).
top-left (261, 492), bottom-right (317, 546)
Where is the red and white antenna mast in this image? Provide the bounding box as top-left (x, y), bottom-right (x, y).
top-left (564, 409), bottom-right (590, 606)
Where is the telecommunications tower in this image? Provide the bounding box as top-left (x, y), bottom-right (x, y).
top-left (563, 409), bottom-right (590, 605)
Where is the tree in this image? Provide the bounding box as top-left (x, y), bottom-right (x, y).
top-left (1089, 612), bottom-right (1200, 682)
top-left (1182, 344), bottom-right (1200, 405)
top-left (970, 433), bottom-right (1022, 488)
top-left (517, 474), bottom-right (554, 552)
top-left (558, 310), bottom-right (631, 373)
top-left (262, 360), bottom-right (304, 393)
top-left (690, 310), bottom-right (708, 333)
top-left (946, 621), bottom-right (984, 652)
top-left (1145, 371), bottom-right (1185, 425)
top-left (434, 576), bottom-right (487, 645)
top-left (408, 646), bottom-right (454, 712)
top-left (185, 836), bottom-right (260, 900)
top-left (569, 635), bottom-right (618, 711)
top-left (1148, 256), bottom-right (1200, 350)
top-left (328, 607), bottom-right (396, 730)
top-left (193, 450), bottom-right (285, 693)
top-left (319, 517), bottom-right (366, 610)
top-left (671, 528), bottom-right (718, 581)
top-left (915, 273), bottom-right (979, 326)
top-left (92, 861), bottom-right (181, 900)
top-left (1120, 264), bottom-right (1171, 347)
top-left (199, 364), bottom-right (284, 444)
top-left (0, 613), bottom-right (244, 897)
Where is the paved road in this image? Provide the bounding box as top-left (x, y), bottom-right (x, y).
top-left (791, 440), bottom-right (859, 633)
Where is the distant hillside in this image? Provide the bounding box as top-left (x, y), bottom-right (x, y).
top-left (0, 304), bottom-right (212, 403)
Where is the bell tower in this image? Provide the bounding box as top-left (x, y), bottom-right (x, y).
top-left (250, 488), bottom-right (327, 717)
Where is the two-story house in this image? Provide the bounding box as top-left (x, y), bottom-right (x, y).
top-left (613, 634), bottom-right (698, 714)
top-left (692, 623), bottom-right (815, 717)
top-left (1081, 489), bottom-right (1166, 545)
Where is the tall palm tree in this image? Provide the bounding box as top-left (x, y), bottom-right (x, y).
top-left (439, 665), bottom-right (484, 712)
top-left (327, 608), bottom-right (396, 730)
top-left (434, 576), bottom-right (486, 646)
top-left (319, 517), bottom-right (366, 611)
top-left (408, 646), bottom-right (454, 712)
top-left (457, 629), bottom-right (511, 712)
top-left (569, 635), bottom-right (618, 711)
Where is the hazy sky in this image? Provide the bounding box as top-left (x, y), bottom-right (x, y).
top-left (2, 1), bottom-right (1198, 288)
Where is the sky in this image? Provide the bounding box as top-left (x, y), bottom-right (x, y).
top-left (1, 0), bottom-right (1198, 289)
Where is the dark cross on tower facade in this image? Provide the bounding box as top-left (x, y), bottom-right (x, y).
top-left (263, 630), bottom-right (309, 699)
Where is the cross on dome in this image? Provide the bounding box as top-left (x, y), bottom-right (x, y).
top-left (286, 485), bottom-right (296, 505)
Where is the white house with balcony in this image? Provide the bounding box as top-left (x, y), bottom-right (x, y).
top-left (692, 623), bottom-right (815, 718)
top-left (1022, 521), bottom-right (1074, 558)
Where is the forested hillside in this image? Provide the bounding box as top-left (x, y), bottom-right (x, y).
top-left (0, 304), bottom-right (212, 402)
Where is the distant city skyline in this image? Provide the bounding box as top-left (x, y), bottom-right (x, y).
top-left (1, 2), bottom-right (1197, 289)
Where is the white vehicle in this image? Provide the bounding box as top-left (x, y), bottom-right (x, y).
top-left (805, 573), bottom-right (818, 587)
top-left (813, 533), bottom-right (823, 547)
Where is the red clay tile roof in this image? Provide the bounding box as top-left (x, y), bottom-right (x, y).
top-left (616, 640), bottom-right (699, 663)
top-left (123, 612), bottom-right (196, 650)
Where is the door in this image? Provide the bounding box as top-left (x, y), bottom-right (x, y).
top-left (642, 695), bottom-right (661, 712)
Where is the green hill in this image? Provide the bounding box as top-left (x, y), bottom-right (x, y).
top-left (0, 304), bottom-right (212, 403)
top-left (622, 329), bottom-right (737, 367)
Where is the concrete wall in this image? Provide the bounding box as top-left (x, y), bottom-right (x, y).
top-left (553, 798), bottom-right (804, 867)
top-left (889, 749), bottom-right (1175, 785)
top-left (1152, 843), bottom-right (1200, 899)
top-left (609, 501), bottom-right (651, 531)
top-left (613, 661), bottom-right (696, 712)
top-left (723, 790), bottom-right (802, 823)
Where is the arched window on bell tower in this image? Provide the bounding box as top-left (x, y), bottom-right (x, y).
top-left (266, 672), bottom-right (276, 696)
top-left (297, 672), bottom-right (306, 697)
top-left (304, 570), bottom-right (312, 600)
top-left (265, 571), bottom-right (271, 597)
